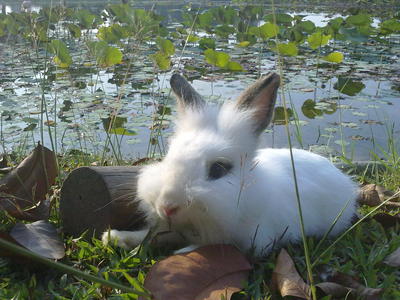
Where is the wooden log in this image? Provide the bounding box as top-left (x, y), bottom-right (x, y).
top-left (60, 166), bottom-right (147, 238)
top-left (59, 161), bottom-right (386, 238)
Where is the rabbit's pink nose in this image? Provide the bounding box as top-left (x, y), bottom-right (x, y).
top-left (163, 206), bottom-right (179, 217)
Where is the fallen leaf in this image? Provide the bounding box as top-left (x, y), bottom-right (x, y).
top-left (316, 281), bottom-right (353, 298)
top-left (0, 155), bottom-right (7, 168)
top-left (0, 143), bottom-right (57, 221)
top-left (361, 120), bottom-right (383, 125)
top-left (322, 271), bottom-right (383, 300)
top-left (0, 231), bottom-right (21, 257)
top-left (358, 185), bottom-right (400, 209)
top-left (10, 220), bottom-right (65, 260)
top-left (0, 167), bottom-right (13, 174)
top-left (372, 213), bottom-right (400, 228)
top-left (271, 248), bottom-right (311, 299)
top-left (195, 271), bottom-right (249, 300)
top-left (383, 247), bottom-right (400, 267)
top-left (131, 157), bottom-right (153, 166)
top-left (375, 185), bottom-right (398, 201)
top-left (139, 244), bottom-right (252, 300)
top-left (0, 155), bottom-right (12, 174)
top-left (358, 184), bottom-right (381, 206)
top-left (10, 198), bottom-right (51, 221)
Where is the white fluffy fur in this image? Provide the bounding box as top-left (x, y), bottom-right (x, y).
top-left (102, 85), bottom-right (358, 257)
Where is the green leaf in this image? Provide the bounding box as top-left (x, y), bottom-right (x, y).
top-left (307, 32), bottom-right (331, 49)
top-left (67, 24), bottom-right (81, 38)
top-left (265, 13), bottom-right (293, 25)
top-left (323, 52), bottom-right (344, 63)
top-left (204, 49), bottom-right (230, 68)
top-left (290, 28), bottom-right (304, 43)
top-left (273, 107), bottom-right (294, 125)
top-left (150, 52), bottom-right (171, 70)
top-left (334, 77), bottom-right (365, 96)
top-left (74, 9), bottom-right (100, 29)
top-left (24, 123), bottom-right (37, 131)
top-left (88, 41), bottom-right (123, 67)
top-left (97, 24), bottom-right (128, 44)
top-left (102, 116), bottom-right (137, 136)
top-left (107, 4), bottom-right (132, 24)
top-left (199, 38), bottom-right (216, 50)
top-left (346, 14), bottom-right (371, 26)
top-left (301, 99), bottom-right (323, 119)
top-left (258, 22), bottom-right (279, 39)
top-left (48, 39), bottom-right (72, 68)
top-left (272, 42), bottom-right (298, 56)
top-left (339, 27), bottom-right (368, 43)
top-left (380, 19), bottom-right (400, 35)
top-left (103, 46), bottom-right (123, 67)
top-left (157, 105), bottom-right (171, 115)
top-left (298, 20), bottom-right (315, 33)
top-left (108, 128), bottom-right (137, 135)
top-left (198, 11), bottom-right (213, 30)
top-left (187, 34), bottom-right (199, 43)
top-left (236, 32), bottom-right (257, 45)
top-left (226, 61), bottom-right (244, 71)
top-left (237, 41), bottom-right (250, 47)
top-left (156, 37), bottom-right (175, 56)
top-left (328, 17), bottom-right (344, 33)
top-left (215, 24), bottom-right (235, 38)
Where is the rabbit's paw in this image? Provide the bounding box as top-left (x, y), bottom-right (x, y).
top-left (102, 229), bottom-right (149, 249)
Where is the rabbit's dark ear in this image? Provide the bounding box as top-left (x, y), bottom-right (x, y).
top-left (170, 74), bottom-right (205, 112)
top-left (236, 72), bottom-right (280, 135)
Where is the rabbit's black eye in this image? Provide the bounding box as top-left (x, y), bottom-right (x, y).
top-left (208, 161), bottom-right (232, 180)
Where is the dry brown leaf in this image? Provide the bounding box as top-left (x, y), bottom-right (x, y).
top-left (0, 231), bottom-right (22, 257)
top-left (0, 155), bottom-right (7, 168)
top-left (0, 143), bottom-right (57, 221)
top-left (358, 184), bottom-right (400, 209)
top-left (316, 281), bottom-right (353, 298)
top-left (0, 231), bottom-right (38, 265)
top-left (383, 247), bottom-right (400, 267)
top-left (0, 155), bottom-right (12, 174)
top-left (358, 184), bottom-right (382, 206)
top-left (271, 248), bottom-right (311, 299)
top-left (375, 185), bottom-right (398, 202)
top-left (372, 213), bottom-right (400, 228)
top-left (195, 271), bottom-right (249, 300)
top-left (300, 88), bottom-right (314, 92)
top-left (139, 244), bottom-right (252, 300)
top-left (0, 167), bottom-right (13, 174)
top-left (132, 157), bottom-right (152, 166)
top-left (10, 220), bottom-right (65, 260)
top-left (327, 271), bottom-right (383, 300)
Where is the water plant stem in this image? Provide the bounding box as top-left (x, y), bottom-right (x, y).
top-left (271, 3), bottom-right (316, 298)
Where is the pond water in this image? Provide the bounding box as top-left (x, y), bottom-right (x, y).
top-left (0, 1), bottom-right (399, 161)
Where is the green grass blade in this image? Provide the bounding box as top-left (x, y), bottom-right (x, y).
top-left (0, 238), bottom-right (151, 298)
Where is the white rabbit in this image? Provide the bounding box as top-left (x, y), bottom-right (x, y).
top-left (102, 72), bottom-right (358, 256)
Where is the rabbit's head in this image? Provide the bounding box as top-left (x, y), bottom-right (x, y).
top-left (138, 73), bottom-right (280, 241)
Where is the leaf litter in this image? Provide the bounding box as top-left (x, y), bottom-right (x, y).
top-left (139, 244), bottom-right (252, 300)
top-left (0, 145), bottom-right (64, 261)
top-left (271, 248), bottom-right (385, 300)
top-left (0, 143), bottom-right (57, 221)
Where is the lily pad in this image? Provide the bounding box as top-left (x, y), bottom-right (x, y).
top-left (334, 77), bottom-right (365, 96)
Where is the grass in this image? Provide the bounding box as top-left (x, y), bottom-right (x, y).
top-left (0, 143), bottom-right (399, 299)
